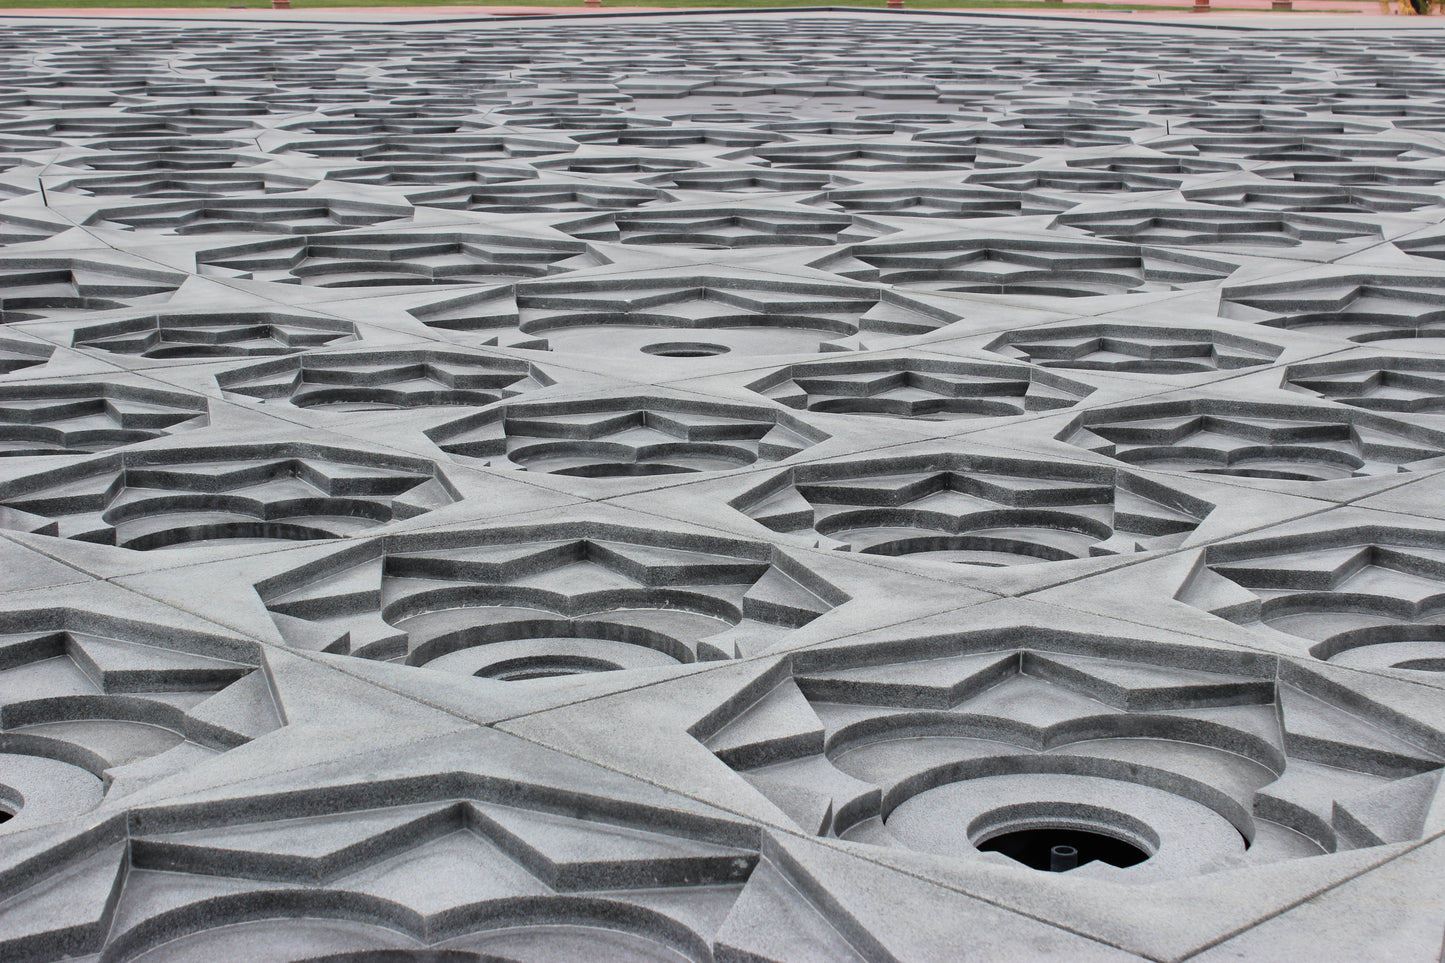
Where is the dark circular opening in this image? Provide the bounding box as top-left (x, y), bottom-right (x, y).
top-left (551, 463), bottom-right (697, 478)
top-left (640, 341), bottom-right (731, 358)
top-left (475, 654), bottom-right (624, 681)
top-left (978, 828), bottom-right (1149, 872)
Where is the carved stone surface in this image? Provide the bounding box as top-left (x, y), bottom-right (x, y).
top-left (2, 12), bottom-right (1444, 963)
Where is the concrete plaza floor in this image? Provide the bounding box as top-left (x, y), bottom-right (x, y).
top-left (0, 9), bottom-right (1442, 962)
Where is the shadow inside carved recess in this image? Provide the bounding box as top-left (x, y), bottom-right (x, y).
top-left (72, 311), bottom-right (357, 358)
top-left (427, 396), bottom-right (825, 475)
top-left (1050, 206), bottom-right (1381, 248)
top-left (1146, 133), bottom-right (1445, 164)
top-left (1285, 356), bottom-right (1445, 413)
top-left (0, 259), bottom-right (184, 322)
top-left (85, 196), bottom-right (417, 236)
top-left (52, 169), bottom-right (317, 198)
top-left (0, 444), bottom-right (458, 549)
top-left (24, 749), bottom-right (760, 962)
top-left (259, 525), bottom-right (847, 678)
top-left (0, 338), bottom-right (53, 376)
top-left (748, 356), bottom-right (1093, 420)
top-left (814, 236), bottom-right (1237, 299)
top-left (0, 620), bottom-right (280, 836)
top-left (409, 181), bottom-right (672, 213)
top-left (217, 349), bottom-right (551, 411)
top-left (555, 206), bottom-right (896, 248)
top-left (409, 273), bottom-right (959, 357)
top-left (52, 148), bottom-right (267, 173)
top-left (802, 185), bottom-right (1072, 219)
top-left (1060, 399), bottom-right (1445, 481)
top-left (986, 322), bottom-right (1282, 375)
top-left (0, 381), bottom-right (208, 456)
top-left (696, 629), bottom-right (1444, 882)
top-left (196, 231), bottom-right (602, 288)
top-left (1179, 527), bottom-right (1445, 676)
top-left (323, 162), bottom-right (538, 188)
top-left (1223, 273), bottom-right (1445, 347)
top-left (270, 133), bottom-right (574, 162)
top-left (733, 453), bottom-right (1210, 566)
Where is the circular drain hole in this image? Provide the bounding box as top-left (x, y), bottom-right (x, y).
top-left (476, 654), bottom-right (624, 681)
top-left (978, 828), bottom-right (1150, 872)
top-left (640, 341), bottom-right (731, 358)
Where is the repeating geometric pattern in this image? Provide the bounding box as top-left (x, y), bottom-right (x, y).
top-left (702, 628), bottom-right (1443, 879)
top-left (2, 13), bottom-right (1445, 963)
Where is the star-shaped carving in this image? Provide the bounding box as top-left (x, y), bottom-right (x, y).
top-left (323, 162), bottom-right (537, 187)
top-left (0, 258), bottom-right (183, 322)
top-left (428, 396), bottom-right (824, 474)
top-left (88, 196), bottom-right (415, 235)
top-left (751, 356), bottom-right (1092, 419)
top-left (1184, 182), bottom-right (1441, 215)
top-left (700, 629), bottom-right (1443, 881)
top-left (58, 147), bottom-right (265, 172)
top-left (558, 207), bottom-right (892, 247)
top-left (806, 186), bottom-right (1067, 219)
top-left (262, 526), bottom-right (845, 672)
top-left (407, 272), bottom-right (952, 357)
top-left (73, 310), bottom-right (356, 358)
top-left (0, 381), bottom-right (208, 456)
top-left (218, 348), bottom-right (549, 410)
top-left (1223, 275), bottom-right (1445, 343)
top-left (0, 114), bottom-right (249, 139)
top-left (989, 322), bottom-right (1281, 374)
top-left (0, 617), bottom-right (281, 842)
top-left (1148, 134), bottom-right (1445, 162)
top-left (1063, 400), bottom-right (1445, 481)
top-left (968, 167), bottom-right (1181, 193)
top-left (280, 112), bottom-right (487, 136)
top-left (55, 169), bottom-right (315, 198)
top-left (743, 141), bottom-right (1013, 171)
top-left (1184, 530), bottom-right (1445, 674)
top-left (277, 133), bottom-right (573, 161)
top-left (736, 455), bottom-right (1208, 564)
top-left (655, 168), bottom-right (837, 192)
top-left (0, 445), bottom-right (457, 548)
top-left (1287, 357), bottom-right (1445, 413)
top-left (570, 126), bottom-right (782, 148)
top-left (410, 181), bottom-right (668, 213)
top-left (819, 237), bottom-right (1236, 297)
top-left (1052, 207), bottom-right (1380, 247)
top-left (198, 231), bottom-right (600, 287)
top-left (916, 126), bottom-right (1131, 149)
top-left (1257, 162), bottom-right (1445, 187)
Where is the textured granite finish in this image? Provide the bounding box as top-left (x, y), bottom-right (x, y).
top-left (0, 12), bottom-right (1444, 962)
